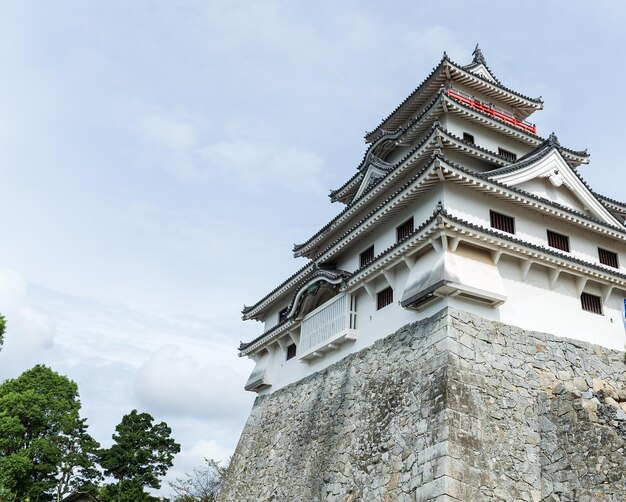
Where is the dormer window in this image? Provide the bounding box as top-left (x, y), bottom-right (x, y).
top-left (396, 217), bottom-right (414, 242)
top-left (359, 245), bottom-right (375, 268)
top-left (498, 148), bottom-right (517, 162)
top-left (547, 230), bottom-right (570, 252)
top-left (598, 248), bottom-right (618, 268)
top-left (489, 210), bottom-right (515, 234)
top-left (463, 132), bottom-right (475, 145)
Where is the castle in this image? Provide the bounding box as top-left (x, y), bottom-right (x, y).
top-left (239, 46), bottom-right (626, 395)
top-left (220, 47), bottom-right (626, 501)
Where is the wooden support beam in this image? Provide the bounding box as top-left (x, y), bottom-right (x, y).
top-left (490, 249), bottom-right (502, 265)
top-left (519, 259), bottom-right (533, 280)
top-left (382, 269), bottom-right (394, 288)
top-left (450, 235), bottom-right (461, 253)
top-left (363, 282), bottom-right (376, 301)
top-left (601, 284), bottom-right (614, 304)
top-left (430, 237), bottom-right (442, 253)
top-left (440, 233), bottom-right (448, 251)
top-left (402, 255), bottom-right (416, 270)
top-left (275, 337), bottom-right (288, 350)
top-left (575, 276), bottom-right (587, 297)
top-left (548, 268), bottom-right (561, 289)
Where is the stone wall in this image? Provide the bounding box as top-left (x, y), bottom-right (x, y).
top-left (219, 308), bottom-right (626, 501)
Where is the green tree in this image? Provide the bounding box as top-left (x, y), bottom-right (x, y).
top-left (0, 313), bottom-right (5, 351)
top-left (0, 365), bottom-right (100, 501)
top-left (99, 410), bottom-right (180, 501)
top-left (169, 457), bottom-right (229, 502)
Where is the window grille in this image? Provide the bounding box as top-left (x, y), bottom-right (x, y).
top-left (598, 248), bottom-right (619, 268)
top-left (286, 343), bottom-right (297, 360)
top-left (489, 210), bottom-right (515, 234)
top-left (377, 287), bottom-right (393, 310)
top-left (396, 217), bottom-right (414, 242)
top-left (580, 292), bottom-right (602, 315)
top-left (498, 148), bottom-right (517, 162)
top-left (359, 246), bottom-right (375, 268)
top-left (547, 230), bottom-right (570, 252)
top-left (463, 132), bottom-right (475, 145)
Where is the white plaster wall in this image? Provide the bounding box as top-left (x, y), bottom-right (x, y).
top-left (334, 186), bottom-right (443, 273)
top-left (259, 253), bottom-right (626, 394)
top-left (251, 181), bottom-right (625, 395)
top-left (444, 183), bottom-right (625, 272)
top-left (445, 114), bottom-right (532, 159)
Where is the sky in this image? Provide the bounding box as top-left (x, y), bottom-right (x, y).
top-left (0, 0), bottom-right (625, 496)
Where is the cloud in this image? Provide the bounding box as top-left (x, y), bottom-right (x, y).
top-left (136, 112), bottom-right (198, 151)
top-left (132, 111), bottom-right (326, 194)
top-left (198, 139), bottom-right (325, 193)
top-left (0, 268), bottom-right (56, 378)
top-left (134, 345), bottom-right (253, 421)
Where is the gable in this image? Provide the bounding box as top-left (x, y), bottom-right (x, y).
top-left (515, 177), bottom-right (590, 214)
top-left (490, 149), bottom-right (622, 227)
top-left (468, 63), bottom-right (497, 83)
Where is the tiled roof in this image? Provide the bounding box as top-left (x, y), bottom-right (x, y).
top-left (441, 210), bottom-right (626, 280)
top-left (297, 124), bottom-right (445, 254)
top-left (462, 44), bottom-right (502, 85)
top-left (241, 262), bottom-right (314, 316)
top-left (239, 267), bottom-right (352, 351)
top-left (366, 50), bottom-right (543, 143)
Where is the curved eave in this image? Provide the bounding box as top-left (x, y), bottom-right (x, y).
top-left (294, 128), bottom-right (447, 258)
top-left (597, 193), bottom-right (626, 216)
top-left (239, 318), bottom-right (297, 355)
top-left (299, 120), bottom-right (521, 258)
top-left (365, 56), bottom-right (448, 144)
top-left (241, 262), bottom-right (314, 321)
top-left (240, 270), bottom-right (352, 355)
top-left (366, 57), bottom-right (542, 144)
top-left (447, 64), bottom-right (542, 120)
top-left (329, 171), bottom-right (364, 204)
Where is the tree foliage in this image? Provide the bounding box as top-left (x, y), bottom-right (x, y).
top-left (0, 365), bottom-right (100, 501)
top-left (0, 313), bottom-right (5, 351)
top-left (169, 457), bottom-right (229, 502)
top-left (99, 409), bottom-right (181, 501)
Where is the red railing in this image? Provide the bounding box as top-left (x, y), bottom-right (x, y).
top-left (446, 88), bottom-right (536, 135)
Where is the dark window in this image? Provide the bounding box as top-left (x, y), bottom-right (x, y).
top-left (278, 307), bottom-right (289, 323)
top-left (547, 230), bottom-right (570, 252)
top-left (286, 343), bottom-right (297, 360)
top-left (463, 132), bottom-right (475, 145)
top-left (396, 217), bottom-right (414, 242)
top-left (489, 210), bottom-right (515, 234)
top-left (360, 245), bottom-right (375, 268)
top-left (377, 287), bottom-right (393, 310)
top-left (498, 148), bottom-right (517, 162)
top-left (598, 248), bottom-right (619, 268)
top-left (580, 292), bottom-right (602, 315)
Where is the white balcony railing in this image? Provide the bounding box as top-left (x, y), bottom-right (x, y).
top-left (299, 293), bottom-right (357, 361)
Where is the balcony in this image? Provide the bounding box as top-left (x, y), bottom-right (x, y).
top-left (299, 293), bottom-right (357, 362)
top-left (446, 88), bottom-right (537, 135)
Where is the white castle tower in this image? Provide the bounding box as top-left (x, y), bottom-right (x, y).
top-left (239, 46), bottom-right (626, 396)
